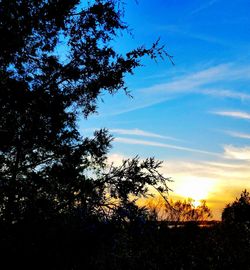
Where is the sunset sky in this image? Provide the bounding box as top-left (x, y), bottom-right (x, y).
top-left (80, 0), bottom-right (250, 219)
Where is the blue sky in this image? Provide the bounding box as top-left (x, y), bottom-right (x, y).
top-left (80, 0), bottom-right (250, 218)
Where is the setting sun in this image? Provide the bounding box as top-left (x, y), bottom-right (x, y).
top-left (192, 200), bottom-right (201, 208)
top-left (174, 177), bottom-right (215, 202)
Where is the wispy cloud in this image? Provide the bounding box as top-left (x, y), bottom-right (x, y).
top-left (224, 130), bottom-right (250, 140)
top-left (110, 128), bottom-right (181, 141)
top-left (136, 63), bottom-right (250, 110)
top-left (159, 24), bottom-right (229, 46)
top-left (223, 145), bottom-right (250, 160)
top-left (81, 127), bottom-right (182, 142)
top-left (140, 64), bottom-right (231, 94)
top-left (140, 64), bottom-right (250, 96)
top-left (212, 110), bottom-right (250, 120)
top-left (201, 89), bottom-right (250, 100)
top-left (190, 0), bottom-right (220, 16)
top-left (114, 137), bottom-right (220, 157)
top-left (96, 63), bottom-right (250, 116)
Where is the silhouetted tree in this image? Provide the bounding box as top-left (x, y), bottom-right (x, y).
top-left (222, 190), bottom-right (250, 224)
top-left (145, 196), bottom-right (212, 223)
top-left (0, 2), bottom-right (174, 269)
top-left (168, 199), bottom-right (212, 223)
top-left (0, 0), bottom-right (171, 226)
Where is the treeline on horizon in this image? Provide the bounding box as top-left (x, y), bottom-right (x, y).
top-left (1, 0), bottom-right (250, 269)
top-left (1, 190), bottom-right (250, 269)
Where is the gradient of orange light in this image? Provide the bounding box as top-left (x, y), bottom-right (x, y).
top-left (173, 176), bottom-right (216, 206)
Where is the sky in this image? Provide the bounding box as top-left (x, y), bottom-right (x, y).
top-left (80, 0), bottom-right (250, 219)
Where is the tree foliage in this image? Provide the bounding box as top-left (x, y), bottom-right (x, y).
top-left (145, 196), bottom-right (212, 223)
top-left (167, 199), bottom-right (212, 223)
top-left (222, 190), bottom-right (250, 224)
top-left (0, 0), bottom-right (171, 225)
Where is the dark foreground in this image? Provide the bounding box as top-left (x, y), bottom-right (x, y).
top-left (1, 219), bottom-right (250, 270)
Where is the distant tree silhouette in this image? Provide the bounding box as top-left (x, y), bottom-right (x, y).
top-left (222, 190), bottom-right (250, 224)
top-left (168, 199), bottom-right (212, 223)
top-left (145, 196), bottom-right (212, 223)
top-left (0, 0), bottom-right (171, 226)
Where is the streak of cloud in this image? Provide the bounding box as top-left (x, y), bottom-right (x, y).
top-left (212, 111), bottom-right (250, 120)
top-left (158, 24), bottom-right (229, 47)
top-left (114, 137), bottom-right (220, 157)
top-left (140, 64), bottom-right (250, 95)
top-left (201, 89), bottom-right (250, 101)
top-left (190, 0), bottom-right (220, 16)
top-left (223, 145), bottom-right (250, 160)
top-left (224, 130), bottom-right (250, 140)
top-left (110, 128), bottom-right (181, 141)
top-left (96, 63), bottom-right (250, 116)
top-left (139, 64), bottom-right (231, 94)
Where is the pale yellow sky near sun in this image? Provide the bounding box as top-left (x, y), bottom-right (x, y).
top-left (108, 153), bottom-right (250, 220)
